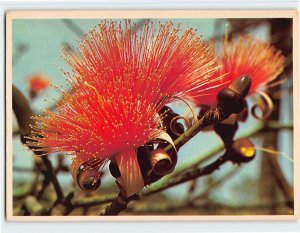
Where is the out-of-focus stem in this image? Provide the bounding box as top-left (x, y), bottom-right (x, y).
top-left (12, 84), bottom-right (64, 201)
top-left (268, 156), bottom-right (294, 208)
top-left (41, 156), bottom-right (64, 200)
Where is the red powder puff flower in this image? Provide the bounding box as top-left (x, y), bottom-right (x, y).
top-left (27, 20), bottom-right (222, 196)
top-left (28, 74), bottom-right (50, 98)
top-left (192, 35), bottom-right (285, 106)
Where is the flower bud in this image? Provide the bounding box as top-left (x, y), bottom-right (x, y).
top-left (217, 75), bottom-right (251, 115)
top-left (229, 138), bottom-right (256, 163)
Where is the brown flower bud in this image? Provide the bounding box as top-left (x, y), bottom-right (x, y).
top-left (229, 138), bottom-right (256, 163)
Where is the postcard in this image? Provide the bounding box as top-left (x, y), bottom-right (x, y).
top-left (5, 10), bottom-right (299, 221)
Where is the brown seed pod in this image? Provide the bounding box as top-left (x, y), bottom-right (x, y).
top-left (149, 148), bottom-right (173, 176)
top-left (71, 158), bottom-right (104, 191)
top-left (148, 132), bottom-right (177, 176)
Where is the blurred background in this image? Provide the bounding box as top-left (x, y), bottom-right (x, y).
top-left (12, 18), bottom-right (293, 216)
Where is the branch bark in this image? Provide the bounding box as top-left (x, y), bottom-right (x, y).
top-left (101, 154), bottom-right (229, 215)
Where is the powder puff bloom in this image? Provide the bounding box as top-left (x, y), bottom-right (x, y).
top-left (28, 74), bottom-right (50, 98)
top-left (193, 35), bottom-right (285, 106)
top-left (27, 20), bottom-right (222, 196)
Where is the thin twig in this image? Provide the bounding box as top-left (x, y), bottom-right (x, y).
top-left (143, 155), bottom-right (228, 197)
top-left (40, 156), bottom-right (64, 201)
